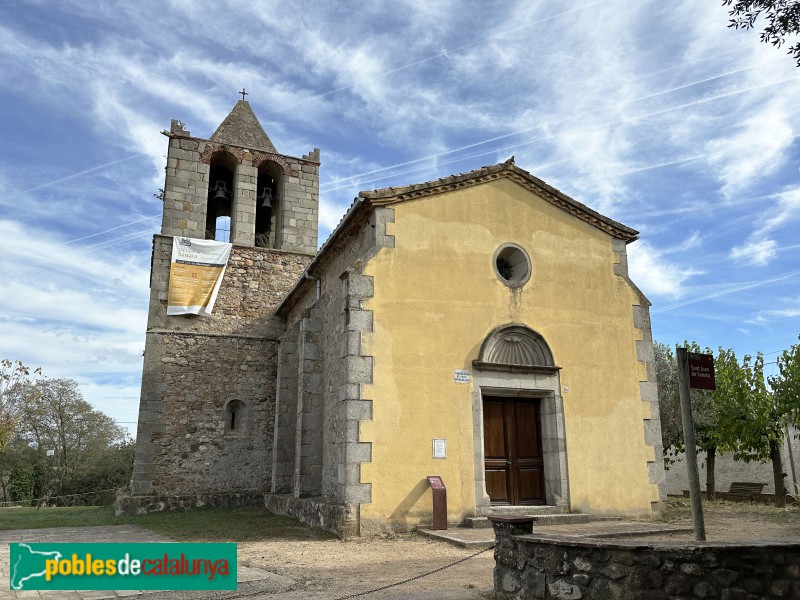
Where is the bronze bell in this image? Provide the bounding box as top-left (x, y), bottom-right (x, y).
top-left (258, 187), bottom-right (273, 209)
top-left (211, 181), bottom-right (229, 201)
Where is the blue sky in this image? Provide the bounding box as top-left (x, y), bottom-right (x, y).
top-left (1, 1), bottom-right (799, 435)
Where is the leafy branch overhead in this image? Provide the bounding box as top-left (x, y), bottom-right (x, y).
top-left (723, 0), bottom-right (800, 66)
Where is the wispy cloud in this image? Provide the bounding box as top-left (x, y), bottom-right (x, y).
top-left (628, 240), bottom-right (704, 299)
top-left (730, 238), bottom-right (778, 266)
top-left (728, 185), bottom-right (800, 266)
top-left (705, 98), bottom-right (797, 198)
top-left (652, 269), bottom-right (800, 314)
top-left (751, 296), bottom-right (800, 324)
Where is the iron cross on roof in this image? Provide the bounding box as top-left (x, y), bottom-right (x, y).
top-left (239, 88), bottom-right (248, 101)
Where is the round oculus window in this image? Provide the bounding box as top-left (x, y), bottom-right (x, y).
top-left (493, 244), bottom-right (531, 286)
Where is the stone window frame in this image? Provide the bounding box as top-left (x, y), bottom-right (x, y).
top-left (223, 399), bottom-right (247, 436)
top-left (493, 243), bottom-right (532, 288)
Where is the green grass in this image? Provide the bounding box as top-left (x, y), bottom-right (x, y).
top-left (0, 505), bottom-right (336, 541)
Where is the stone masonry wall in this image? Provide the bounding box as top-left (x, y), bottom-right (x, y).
top-left (278, 205), bottom-right (394, 532)
top-left (272, 320), bottom-right (300, 494)
top-left (148, 235), bottom-right (310, 337)
top-left (294, 307), bottom-right (324, 497)
top-left (160, 121), bottom-right (319, 255)
top-left (132, 333), bottom-right (275, 495)
top-left (279, 153), bottom-right (319, 254)
top-left (491, 516), bottom-right (800, 599)
top-left (131, 237), bottom-right (312, 497)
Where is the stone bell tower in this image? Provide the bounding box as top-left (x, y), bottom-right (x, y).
top-left (120, 99), bottom-right (320, 512)
top-left (160, 99), bottom-right (319, 251)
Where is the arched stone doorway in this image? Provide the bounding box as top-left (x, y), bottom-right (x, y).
top-left (471, 324), bottom-right (569, 513)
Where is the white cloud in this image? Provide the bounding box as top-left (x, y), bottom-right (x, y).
top-left (730, 238), bottom-right (778, 266)
top-left (724, 186), bottom-right (800, 268)
top-left (0, 219), bottom-right (150, 425)
top-left (628, 240), bottom-right (703, 299)
top-left (705, 98), bottom-right (796, 197)
top-left (756, 186), bottom-right (800, 236)
top-left (318, 198), bottom-right (353, 234)
top-left (751, 296), bottom-right (800, 324)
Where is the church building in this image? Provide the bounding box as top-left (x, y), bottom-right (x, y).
top-left (119, 100), bottom-right (666, 536)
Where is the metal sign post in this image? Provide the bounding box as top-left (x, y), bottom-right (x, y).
top-left (427, 476), bottom-right (447, 530)
top-left (677, 347), bottom-right (708, 541)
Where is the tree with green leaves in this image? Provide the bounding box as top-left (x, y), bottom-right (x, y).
top-left (714, 349), bottom-right (794, 506)
top-left (659, 339), bottom-right (800, 506)
top-left (0, 360), bottom-right (41, 449)
top-left (769, 336), bottom-right (800, 495)
top-left (655, 341), bottom-right (682, 461)
top-left (655, 341), bottom-right (720, 498)
top-left (10, 377), bottom-right (129, 503)
top-left (704, 347), bottom-right (751, 500)
top-left (723, 1), bottom-right (800, 67)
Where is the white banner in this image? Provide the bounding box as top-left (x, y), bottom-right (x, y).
top-left (167, 237), bottom-right (232, 316)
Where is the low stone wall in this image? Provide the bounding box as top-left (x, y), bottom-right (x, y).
top-left (115, 490), bottom-right (354, 537)
top-left (115, 490), bottom-right (264, 516)
top-left (264, 494), bottom-right (355, 538)
top-left (490, 516), bottom-right (800, 599)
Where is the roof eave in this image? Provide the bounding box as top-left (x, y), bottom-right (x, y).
top-left (362, 162), bottom-right (639, 242)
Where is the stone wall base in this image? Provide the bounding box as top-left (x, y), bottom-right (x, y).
top-left (114, 490), bottom-right (265, 516)
top-left (115, 490), bottom-right (354, 538)
top-left (264, 494), bottom-right (355, 538)
top-left (114, 490), bottom-right (358, 538)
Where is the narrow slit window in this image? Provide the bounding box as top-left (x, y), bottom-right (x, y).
top-left (225, 400), bottom-right (245, 434)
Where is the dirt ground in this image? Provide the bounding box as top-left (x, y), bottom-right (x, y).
top-left (236, 506), bottom-right (800, 599)
top-left (238, 533), bottom-right (497, 599)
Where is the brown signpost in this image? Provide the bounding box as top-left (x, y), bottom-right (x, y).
top-left (688, 352), bottom-right (716, 390)
top-left (427, 476), bottom-right (447, 530)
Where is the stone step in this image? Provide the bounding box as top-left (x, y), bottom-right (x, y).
top-left (465, 513), bottom-right (591, 528)
top-left (464, 517), bottom-right (493, 529)
top-left (482, 505), bottom-right (565, 516)
top-left (532, 513), bottom-right (592, 526)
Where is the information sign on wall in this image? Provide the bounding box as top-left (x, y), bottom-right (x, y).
top-left (432, 439), bottom-right (447, 459)
top-left (454, 369), bottom-right (470, 384)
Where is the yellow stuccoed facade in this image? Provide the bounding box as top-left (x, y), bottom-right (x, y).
top-left (357, 177), bottom-right (660, 531)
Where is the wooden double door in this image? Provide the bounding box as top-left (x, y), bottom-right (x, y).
top-left (483, 396), bottom-right (546, 505)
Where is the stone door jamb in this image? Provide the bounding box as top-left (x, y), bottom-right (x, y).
top-left (471, 371), bottom-right (570, 514)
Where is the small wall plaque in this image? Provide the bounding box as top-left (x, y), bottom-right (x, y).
top-left (433, 438), bottom-right (447, 459)
top-left (454, 369), bottom-right (471, 384)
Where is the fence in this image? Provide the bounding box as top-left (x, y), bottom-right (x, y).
top-left (0, 488), bottom-right (118, 508)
